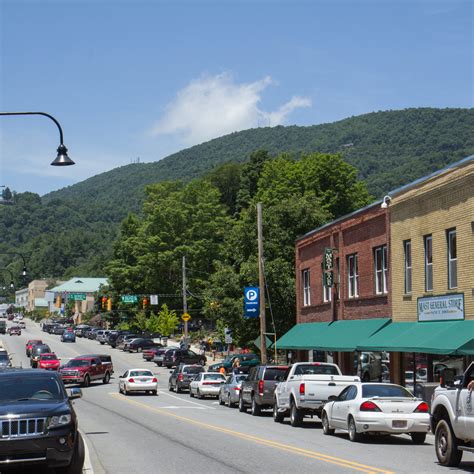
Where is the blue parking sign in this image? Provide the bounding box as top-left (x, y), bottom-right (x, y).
top-left (244, 287), bottom-right (259, 319)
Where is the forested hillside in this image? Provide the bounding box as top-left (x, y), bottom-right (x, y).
top-left (1, 107), bottom-right (473, 281)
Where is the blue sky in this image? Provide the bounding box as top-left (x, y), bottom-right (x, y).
top-left (1, 0), bottom-right (472, 195)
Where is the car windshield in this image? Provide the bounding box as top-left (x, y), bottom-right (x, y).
top-left (0, 354), bottom-right (8, 361)
top-left (28, 340), bottom-right (41, 345)
top-left (293, 364), bottom-right (339, 375)
top-left (0, 376), bottom-right (63, 401)
top-left (183, 367), bottom-right (204, 374)
top-left (65, 359), bottom-right (91, 367)
top-left (204, 374), bottom-right (225, 381)
top-left (362, 384), bottom-right (413, 398)
top-left (33, 346), bottom-right (50, 353)
top-left (41, 355), bottom-right (57, 361)
top-left (129, 370), bottom-right (153, 377)
top-left (264, 368), bottom-right (287, 380)
top-left (235, 375), bottom-right (247, 383)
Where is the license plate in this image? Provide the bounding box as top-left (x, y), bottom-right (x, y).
top-left (392, 420), bottom-right (407, 428)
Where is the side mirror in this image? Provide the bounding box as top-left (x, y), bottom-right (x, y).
top-left (328, 395), bottom-right (339, 402)
top-left (68, 387), bottom-right (82, 400)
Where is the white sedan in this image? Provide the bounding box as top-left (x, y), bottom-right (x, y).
top-left (118, 369), bottom-right (158, 395)
top-left (321, 383), bottom-right (430, 444)
top-left (189, 372), bottom-right (226, 399)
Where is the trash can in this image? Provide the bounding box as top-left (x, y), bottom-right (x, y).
top-left (162, 337), bottom-right (168, 347)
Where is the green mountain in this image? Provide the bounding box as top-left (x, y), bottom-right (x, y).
top-left (2, 107), bottom-right (473, 280)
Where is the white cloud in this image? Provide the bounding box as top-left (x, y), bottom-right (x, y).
top-left (150, 73), bottom-right (311, 145)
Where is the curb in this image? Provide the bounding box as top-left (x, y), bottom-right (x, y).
top-left (80, 429), bottom-right (105, 474)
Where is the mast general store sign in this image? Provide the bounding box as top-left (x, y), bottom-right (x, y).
top-left (418, 294), bottom-right (464, 322)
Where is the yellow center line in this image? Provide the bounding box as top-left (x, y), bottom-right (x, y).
top-left (109, 393), bottom-right (394, 474)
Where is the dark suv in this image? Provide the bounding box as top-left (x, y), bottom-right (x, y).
top-left (0, 368), bottom-right (84, 472)
top-left (239, 365), bottom-right (288, 416)
top-left (30, 344), bottom-right (52, 368)
top-left (168, 364), bottom-right (206, 392)
top-left (163, 349), bottom-right (206, 369)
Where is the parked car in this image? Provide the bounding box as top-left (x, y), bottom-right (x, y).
top-left (219, 373), bottom-right (248, 407)
top-left (26, 339), bottom-right (43, 357)
top-left (52, 325), bottom-right (67, 335)
top-left (18, 320), bottom-right (26, 329)
top-left (0, 350), bottom-right (12, 368)
top-left (96, 330), bottom-right (111, 344)
top-left (116, 334), bottom-right (141, 351)
top-left (0, 320), bottom-right (6, 334)
top-left (0, 369), bottom-right (84, 472)
top-left (273, 362), bottom-right (360, 426)
top-left (431, 363), bottom-right (474, 467)
top-left (80, 354), bottom-right (114, 374)
top-left (143, 346), bottom-right (164, 361)
top-left (355, 352), bottom-right (382, 382)
top-left (126, 338), bottom-right (159, 353)
top-left (321, 383), bottom-right (430, 444)
top-left (108, 330), bottom-right (130, 347)
top-left (168, 364), bottom-right (206, 393)
top-left (8, 325), bottom-right (22, 336)
top-left (59, 356), bottom-right (112, 387)
top-left (189, 372), bottom-right (226, 399)
top-left (61, 329), bottom-right (76, 343)
top-left (163, 348), bottom-right (206, 368)
top-left (74, 324), bottom-right (90, 337)
top-left (208, 353), bottom-right (260, 374)
top-left (153, 347), bottom-right (175, 366)
top-left (30, 344), bottom-right (52, 368)
top-left (118, 368), bottom-right (158, 395)
top-left (239, 365), bottom-right (288, 415)
top-left (38, 353), bottom-right (61, 371)
top-left (87, 328), bottom-right (101, 340)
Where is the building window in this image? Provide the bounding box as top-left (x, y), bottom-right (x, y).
top-left (404, 240), bottom-right (412, 294)
top-left (302, 269), bottom-right (311, 306)
top-left (323, 273), bottom-right (331, 302)
top-left (374, 245), bottom-right (388, 295)
top-left (424, 235), bottom-right (433, 292)
top-left (347, 254), bottom-right (359, 298)
top-left (447, 229), bottom-right (457, 289)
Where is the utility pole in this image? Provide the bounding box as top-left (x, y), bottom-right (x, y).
top-left (257, 203), bottom-right (267, 364)
top-left (182, 256), bottom-right (188, 347)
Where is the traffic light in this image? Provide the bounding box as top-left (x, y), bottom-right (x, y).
top-left (101, 296), bottom-right (107, 310)
top-left (142, 297), bottom-right (148, 309)
top-left (107, 297), bottom-right (112, 311)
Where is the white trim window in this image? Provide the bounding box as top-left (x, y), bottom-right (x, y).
top-left (424, 235), bottom-right (433, 292)
top-left (323, 274), bottom-right (331, 303)
top-left (374, 245), bottom-right (388, 295)
top-left (302, 269), bottom-right (311, 306)
top-left (447, 229), bottom-right (457, 289)
top-left (347, 254), bottom-right (359, 298)
top-left (404, 240), bottom-right (412, 294)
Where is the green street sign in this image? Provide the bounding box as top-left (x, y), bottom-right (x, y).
top-left (121, 295), bottom-right (138, 303)
top-left (323, 271), bottom-right (334, 288)
top-left (323, 248), bottom-right (334, 271)
top-left (69, 293), bottom-right (86, 301)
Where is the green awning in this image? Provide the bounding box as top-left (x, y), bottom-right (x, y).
top-left (314, 318), bottom-right (391, 352)
top-left (274, 322), bottom-right (332, 349)
top-left (357, 320), bottom-right (474, 355)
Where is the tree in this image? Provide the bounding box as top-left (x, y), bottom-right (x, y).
top-left (156, 304), bottom-right (179, 337)
top-left (131, 310), bottom-right (148, 332)
top-left (2, 187), bottom-right (13, 202)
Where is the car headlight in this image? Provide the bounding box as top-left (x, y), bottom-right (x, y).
top-left (49, 414), bottom-right (72, 428)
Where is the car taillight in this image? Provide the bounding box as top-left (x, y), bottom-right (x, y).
top-left (152, 377), bottom-right (158, 383)
top-left (178, 374), bottom-right (184, 381)
top-left (258, 380), bottom-right (264, 396)
top-left (360, 401), bottom-right (381, 412)
top-left (233, 387), bottom-right (241, 391)
top-left (128, 378), bottom-right (135, 383)
top-left (299, 383), bottom-right (305, 395)
top-left (414, 402), bottom-right (429, 413)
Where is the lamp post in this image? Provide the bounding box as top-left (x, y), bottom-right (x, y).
top-left (0, 252), bottom-right (28, 280)
top-left (0, 111), bottom-right (74, 166)
top-left (0, 269), bottom-right (16, 290)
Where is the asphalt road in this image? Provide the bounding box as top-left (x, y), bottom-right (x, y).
top-left (2, 320), bottom-right (474, 474)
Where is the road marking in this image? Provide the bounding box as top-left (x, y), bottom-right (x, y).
top-left (160, 391), bottom-right (216, 409)
top-left (160, 406), bottom-right (206, 410)
top-left (110, 393), bottom-right (393, 474)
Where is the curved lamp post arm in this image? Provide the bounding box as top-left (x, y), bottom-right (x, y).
top-left (0, 252), bottom-right (28, 276)
top-left (0, 268), bottom-right (16, 289)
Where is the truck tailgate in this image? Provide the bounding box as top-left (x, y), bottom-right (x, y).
top-left (300, 375), bottom-right (359, 401)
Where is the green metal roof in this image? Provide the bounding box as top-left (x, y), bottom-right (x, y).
top-left (357, 320), bottom-right (474, 355)
top-left (50, 277), bottom-right (108, 294)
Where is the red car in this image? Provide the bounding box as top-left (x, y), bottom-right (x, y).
top-left (38, 353), bottom-right (61, 371)
top-left (26, 339), bottom-right (43, 357)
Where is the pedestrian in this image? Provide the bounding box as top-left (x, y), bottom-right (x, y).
top-left (219, 366), bottom-right (226, 376)
top-left (232, 357), bottom-right (240, 369)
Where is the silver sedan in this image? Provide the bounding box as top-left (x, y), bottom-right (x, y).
top-left (219, 373), bottom-right (248, 407)
top-left (119, 369), bottom-right (158, 395)
top-left (189, 372), bottom-right (226, 399)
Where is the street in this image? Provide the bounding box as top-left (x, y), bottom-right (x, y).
top-left (1, 320), bottom-right (472, 474)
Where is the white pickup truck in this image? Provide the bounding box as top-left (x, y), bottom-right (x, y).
top-left (273, 362), bottom-right (360, 427)
top-left (431, 362), bottom-right (474, 467)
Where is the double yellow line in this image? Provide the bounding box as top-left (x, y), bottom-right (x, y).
top-left (110, 393), bottom-right (393, 474)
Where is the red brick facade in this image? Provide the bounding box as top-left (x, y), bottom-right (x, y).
top-left (296, 204), bottom-right (391, 324)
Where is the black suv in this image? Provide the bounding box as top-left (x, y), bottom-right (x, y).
top-left (0, 369), bottom-right (84, 472)
top-left (168, 364), bottom-right (205, 392)
top-left (30, 344), bottom-right (52, 368)
top-left (163, 349), bottom-right (206, 369)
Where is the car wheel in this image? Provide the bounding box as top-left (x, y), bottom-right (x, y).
top-left (152, 390), bottom-right (158, 396)
top-left (138, 347), bottom-right (142, 353)
top-left (82, 375), bottom-right (90, 388)
top-left (435, 419), bottom-right (463, 467)
top-left (290, 400), bottom-right (303, 427)
top-left (168, 382), bottom-right (174, 392)
top-left (322, 412), bottom-right (335, 435)
top-left (218, 392), bottom-right (225, 405)
top-left (190, 389), bottom-right (194, 398)
top-left (251, 395), bottom-right (262, 416)
top-left (103, 372), bottom-right (110, 384)
top-left (123, 386), bottom-right (128, 396)
top-left (56, 431), bottom-right (85, 474)
top-left (176, 384), bottom-right (182, 394)
top-left (273, 402), bottom-right (284, 423)
top-left (411, 432), bottom-right (426, 444)
top-left (100, 341), bottom-right (105, 345)
top-left (197, 389), bottom-right (203, 399)
top-left (238, 394), bottom-right (247, 413)
top-left (348, 416), bottom-right (362, 442)
top-left (118, 384), bottom-right (122, 394)
top-left (227, 394), bottom-right (233, 408)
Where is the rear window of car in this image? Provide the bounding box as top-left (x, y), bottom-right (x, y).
top-left (293, 364), bottom-right (339, 376)
top-left (362, 384), bottom-right (413, 398)
top-left (264, 367), bottom-right (288, 380)
top-left (65, 359), bottom-right (90, 367)
top-left (183, 366), bottom-right (204, 374)
top-left (235, 375), bottom-right (248, 383)
top-left (204, 373), bottom-right (226, 381)
top-left (130, 370), bottom-right (153, 377)
top-left (41, 354), bottom-right (57, 360)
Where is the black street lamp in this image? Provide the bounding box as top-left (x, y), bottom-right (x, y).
top-left (0, 252), bottom-right (29, 280)
top-left (0, 111), bottom-right (74, 166)
top-left (0, 269), bottom-right (16, 290)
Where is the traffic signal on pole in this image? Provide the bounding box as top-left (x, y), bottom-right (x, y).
top-left (107, 298), bottom-right (112, 311)
top-left (142, 297), bottom-right (148, 309)
top-left (101, 296), bottom-right (107, 310)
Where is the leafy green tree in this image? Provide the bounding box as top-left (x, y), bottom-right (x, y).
top-left (156, 304), bottom-right (179, 337)
top-left (131, 310), bottom-right (148, 332)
